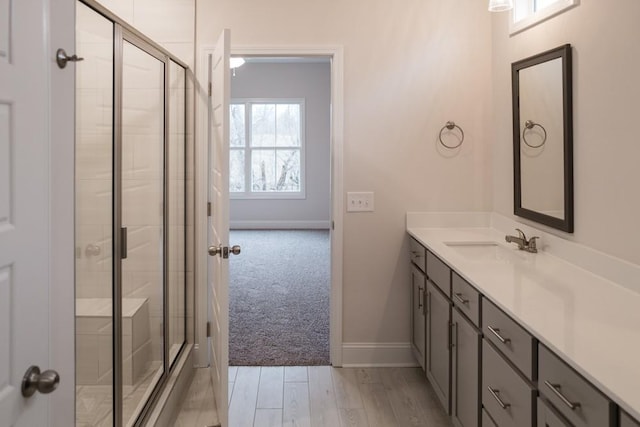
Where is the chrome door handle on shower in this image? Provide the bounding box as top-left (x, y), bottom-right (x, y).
top-left (56, 48), bottom-right (84, 69)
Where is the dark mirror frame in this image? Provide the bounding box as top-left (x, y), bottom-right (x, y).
top-left (512, 44), bottom-right (574, 233)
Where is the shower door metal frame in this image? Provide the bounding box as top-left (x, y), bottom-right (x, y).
top-left (78, 1), bottom-right (189, 426)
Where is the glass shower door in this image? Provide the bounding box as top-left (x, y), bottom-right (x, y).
top-left (75, 3), bottom-right (114, 426)
top-left (120, 39), bottom-right (165, 425)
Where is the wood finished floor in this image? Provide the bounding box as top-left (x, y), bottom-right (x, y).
top-left (175, 366), bottom-right (452, 427)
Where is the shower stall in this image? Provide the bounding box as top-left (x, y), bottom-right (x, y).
top-left (75, 1), bottom-right (193, 425)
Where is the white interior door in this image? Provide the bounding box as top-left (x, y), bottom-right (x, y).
top-left (0, 0), bottom-right (74, 425)
top-left (207, 29), bottom-right (231, 427)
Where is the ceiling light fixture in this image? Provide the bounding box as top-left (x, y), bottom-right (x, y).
top-left (488, 0), bottom-right (513, 12)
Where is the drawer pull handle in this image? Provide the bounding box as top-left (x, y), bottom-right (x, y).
top-left (544, 381), bottom-right (581, 410)
top-left (487, 386), bottom-right (511, 410)
top-left (487, 326), bottom-right (511, 344)
top-left (454, 292), bottom-right (469, 304)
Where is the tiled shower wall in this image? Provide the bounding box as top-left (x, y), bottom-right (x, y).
top-left (76, 4), bottom-right (114, 301)
top-left (96, 0), bottom-right (196, 67)
top-left (76, 0), bottom-right (195, 364)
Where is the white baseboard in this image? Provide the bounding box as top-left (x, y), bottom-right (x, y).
top-left (230, 220), bottom-right (330, 230)
top-left (341, 342), bottom-right (419, 368)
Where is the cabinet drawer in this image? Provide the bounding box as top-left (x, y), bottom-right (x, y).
top-left (451, 272), bottom-right (480, 327)
top-left (621, 410), bottom-right (640, 427)
top-left (427, 251), bottom-right (450, 296)
top-left (482, 339), bottom-right (535, 427)
top-left (482, 408), bottom-right (498, 427)
top-left (410, 237), bottom-right (426, 272)
top-left (482, 298), bottom-right (536, 380)
top-left (538, 345), bottom-right (615, 427)
top-left (538, 397), bottom-right (572, 427)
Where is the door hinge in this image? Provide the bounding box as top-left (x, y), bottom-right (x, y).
top-left (207, 202), bottom-right (212, 217)
top-left (206, 321), bottom-right (211, 337)
top-left (208, 82), bottom-right (212, 97)
top-left (331, 220), bottom-right (335, 230)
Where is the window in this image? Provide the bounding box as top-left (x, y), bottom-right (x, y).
top-left (511, 0), bottom-right (579, 35)
top-left (230, 100), bottom-right (305, 198)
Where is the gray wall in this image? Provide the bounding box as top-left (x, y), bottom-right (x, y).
top-left (230, 61), bottom-right (331, 229)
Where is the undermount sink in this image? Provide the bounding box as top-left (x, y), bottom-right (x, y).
top-left (444, 241), bottom-right (526, 262)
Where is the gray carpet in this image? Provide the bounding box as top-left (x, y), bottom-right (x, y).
top-left (229, 229), bottom-right (330, 366)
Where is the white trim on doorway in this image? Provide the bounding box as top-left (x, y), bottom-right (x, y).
top-left (194, 44), bottom-right (345, 368)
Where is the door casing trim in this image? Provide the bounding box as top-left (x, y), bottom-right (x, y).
top-left (194, 44), bottom-right (345, 368)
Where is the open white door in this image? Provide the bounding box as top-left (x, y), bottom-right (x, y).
top-left (0, 0), bottom-right (74, 425)
top-left (207, 29), bottom-right (232, 427)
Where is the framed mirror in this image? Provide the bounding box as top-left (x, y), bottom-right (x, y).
top-left (512, 44), bottom-right (573, 232)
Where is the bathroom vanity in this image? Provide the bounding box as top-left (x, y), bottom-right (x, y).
top-left (407, 214), bottom-right (640, 427)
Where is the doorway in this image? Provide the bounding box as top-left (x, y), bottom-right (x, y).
top-left (228, 57), bottom-right (332, 366)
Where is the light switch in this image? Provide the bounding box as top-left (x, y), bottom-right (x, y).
top-left (347, 192), bottom-right (374, 212)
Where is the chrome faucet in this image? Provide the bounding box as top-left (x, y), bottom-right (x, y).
top-left (505, 228), bottom-right (539, 253)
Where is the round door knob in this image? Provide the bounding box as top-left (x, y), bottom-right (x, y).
top-left (230, 245), bottom-right (241, 255)
top-left (208, 245), bottom-right (221, 256)
top-left (22, 365), bottom-right (60, 397)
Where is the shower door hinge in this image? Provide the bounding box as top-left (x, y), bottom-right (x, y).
top-left (207, 202), bottom-right (212, 217)
top-left (331, 220), bottom-right (335, 230)
top-left (206, 321), bottom-right (211, 337)
top-left (208, 82), bottom-right (212, 97)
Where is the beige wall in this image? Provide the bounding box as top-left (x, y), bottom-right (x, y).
top-left (491, 1), bottom-right (640, 266)
top-left (198, 0), bottom-right (493, 346)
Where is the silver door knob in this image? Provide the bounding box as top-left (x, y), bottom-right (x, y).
top-left (21, 365), bottom-right (60, 397)
top-left (208, 245), bottom-right (241, 257)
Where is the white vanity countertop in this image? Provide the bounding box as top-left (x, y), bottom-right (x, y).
top-left (407, 226), bottom-right (640, 420)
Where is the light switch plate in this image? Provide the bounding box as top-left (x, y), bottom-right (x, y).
top-left (347, 192), bottom-right (374, 212)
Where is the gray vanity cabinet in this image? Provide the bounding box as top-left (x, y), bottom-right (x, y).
top-left (451, 307), bottom-right (481, 427)
top-left (411, 264), bottom-right (426, 370)
top-left (426, 279), bottom-right (452, 414)
top-left (408, 233), bottom-right (639, 427)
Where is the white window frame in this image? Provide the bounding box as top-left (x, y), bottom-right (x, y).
top-left (510, 0), bottom-right (579, 35)
top-left (230, 98), bottom-right (306, 200)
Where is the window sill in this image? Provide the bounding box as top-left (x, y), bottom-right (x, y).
top-left (230, 192), bottom-right (307, 201)
top-left (510, 0), bottom-right (579, 36)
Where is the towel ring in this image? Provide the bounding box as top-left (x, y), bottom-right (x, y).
top-left (439, 121), bottom-right (464, 149)
top-left (522, 120), bottom-right (547, 148)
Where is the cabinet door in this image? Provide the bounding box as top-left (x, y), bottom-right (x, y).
top-left (621, 410), bottom-right (640, 427)
top-left (538, 397), bottom-right (572, 427)
top-left (482, 339), bottom-right (535, 427)
top-left (411, 265), bottom-right (426, 369)
top-left (426, 280), bottom-right (451, 414)
top-left (451, 308), bottom-right (481, 427)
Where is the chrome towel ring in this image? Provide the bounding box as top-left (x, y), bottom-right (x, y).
top-left (522, 120), bottom-right (547, 148)
top-left (439, 121), bottom-right (464, 149)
